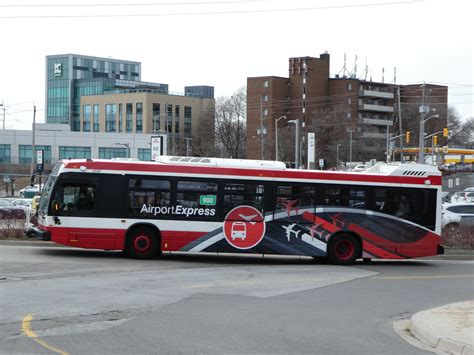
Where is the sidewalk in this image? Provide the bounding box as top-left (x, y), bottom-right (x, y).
top-left (410, 301), bottom-right (473, 354)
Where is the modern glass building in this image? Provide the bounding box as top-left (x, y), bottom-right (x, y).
top-left (46, 54), bottom-right (168, 131)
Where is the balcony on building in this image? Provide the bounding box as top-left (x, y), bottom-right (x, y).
top-left (362, 117), bottom-right (394, 126)
top-left (359, 89), bottom-right (394, 99)
top-left (359, 103), bottom-right (394, 113)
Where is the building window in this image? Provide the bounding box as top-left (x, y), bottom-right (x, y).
top-left (0, 144), bottom-right (11, 164)
top-left (348, 83), bottom-right (352, 91)
top-left (262, 95), bottom-right (268, 102)
top-left (93, 104), bottom-right (99, 132)
top-left (105, 104), bottom-right (117, 132)
top-left (83, 105), bottom-right (91, 132)
top-left (263, 108), bottom-right (268, 117)
top-left (59, 146), bottom-right (91, 159)
top-left (184, 106), bottom-right (192, 135)
top-left (138, 148), bottom-right (151, 161)
top-left (72, 116), bottom-right (80, 132)
top-left (19, 145), bottom-right (51, 165)
top-left (347, 112), bottom-right (351, 119)
top-left (348, 97), bottom-right (352, 105)
top-left (99, 147), bottom-right (127, 159)
top-left (126, 103), bottom-right (133, 132)
top-left (152, 103), bottom-right (161, 133)
top-left (263, 80), bottom-right (269, 88)
top-left (118, 104), bottom-right (123, 132)
top-left (136, 103), bottom-right (143, 133)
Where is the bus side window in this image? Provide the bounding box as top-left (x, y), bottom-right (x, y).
top-left (223, 182), bottom-right (265, 216)
top-left (274, 184), bottom-right (316, 220)
top-left (128, 178), bottom-right (171, 218)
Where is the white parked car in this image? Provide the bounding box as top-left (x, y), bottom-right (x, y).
top-left (450, 191), bottom-right (474, 203)
top-left (442, 202), bottom-right (474, 229)
top-left (353, 164), bottom-right (369, 172)
top-left (19, 184), bottom-right (41, 198)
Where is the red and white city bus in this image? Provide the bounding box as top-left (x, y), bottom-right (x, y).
top-left (35, 157), bottom-right (444, 264)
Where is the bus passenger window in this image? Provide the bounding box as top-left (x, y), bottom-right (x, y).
top-left (223, 183), bottom-right (264, 215)
top-left (128, 178), bottom-right (171, 218)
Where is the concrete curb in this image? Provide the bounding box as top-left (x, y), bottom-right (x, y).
top-left (0, 239), bottom-right (58, 247)
top-left (410, 301), bottom-right (474, 355)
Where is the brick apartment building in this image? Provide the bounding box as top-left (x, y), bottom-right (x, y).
top-left (246, 53), bottom-right (448, 166)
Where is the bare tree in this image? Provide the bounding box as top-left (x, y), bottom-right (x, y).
top-left (448, 107), bottom-right (474, 148)
top-left (215, 87), bottom-right (246, 158)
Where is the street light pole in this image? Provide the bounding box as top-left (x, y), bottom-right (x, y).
top-left (288, 119), bottom-right (300, 168)
top-left (275, 115), bottom-right (286, 161)
top-left (419, 113), bottom-right (439, 164)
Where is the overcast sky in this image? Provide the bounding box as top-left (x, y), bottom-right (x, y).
top-left (0, 0), bottom-right (472, 130)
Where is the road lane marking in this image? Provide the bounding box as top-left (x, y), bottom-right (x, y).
top-left (22, 314), bottom-right (69, 355)
top-left (373, 274), bottom-right (474, 280)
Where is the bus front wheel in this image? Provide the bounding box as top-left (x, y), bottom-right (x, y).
top-left (126, 227), bottom-right (158, 259)
top-left (327, 234), bottom-right (361, 265)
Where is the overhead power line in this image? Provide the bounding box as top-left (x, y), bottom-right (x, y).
top-left (0, 0), bottom-right (256, 8)
top-left (0, 0), bottom-right (421, 19)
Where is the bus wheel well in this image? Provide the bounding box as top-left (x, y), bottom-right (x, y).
top-left (125, 223), bottom-right (162, 258)
top-left (328, 231), bottom-right (363, 260)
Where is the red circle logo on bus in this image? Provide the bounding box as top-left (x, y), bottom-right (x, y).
top-left (223, 205), bottom-right (266, 249)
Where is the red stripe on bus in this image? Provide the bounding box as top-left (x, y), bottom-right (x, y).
top-left (63, 161), bottom-right (442, 186)
top-left (40, 225), bottom-right (207, 252)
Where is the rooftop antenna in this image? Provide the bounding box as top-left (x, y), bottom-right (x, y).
top-left (370, 68), bottom-right (372, 82)
top-left (338, 53), bottom-right (350, 78)
top-left (393, 67), bottom-right (397, 84)
top-left (354, 55), bottom-right (358, 78)
top-left (359, 57), bottom-right (368, 81)
top-left (382, 67), bottom-right (385, 83)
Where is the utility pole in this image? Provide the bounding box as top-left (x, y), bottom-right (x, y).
top-left (419, 83), bottom-right (426, 163)
top-left (397, 86), bottom-right (404, 163)
top-left (30, 105), bottom-right (37, 175)
top-left (259, 96), bottom-right (266, 160)
top-left (288, 119), bottom-right (300, 168)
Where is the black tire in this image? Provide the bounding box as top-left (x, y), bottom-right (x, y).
top-left (126, 227), bottom-right (159, 259)
top-left (327, 234), bottom-right (361, 265)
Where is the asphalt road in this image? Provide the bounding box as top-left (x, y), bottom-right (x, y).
top-left (0, 244), bottom-right (473, 354)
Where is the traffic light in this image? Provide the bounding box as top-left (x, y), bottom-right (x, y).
top-left (443, 127), bottom-right (449, 137)
top-left (433, 135), bottom-right (438, 146)
top-left (406, 130), bottom-right (410, 144)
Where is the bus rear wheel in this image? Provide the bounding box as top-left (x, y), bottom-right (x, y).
top-left (327, 234), bottom-right (360, 265)
top-left (126, 227), bottom-right (158, 259)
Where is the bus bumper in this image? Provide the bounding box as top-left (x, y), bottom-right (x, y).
top-left (26, 226), bottom-right (51, 241)
top-left (437, 245), bottom-right (445, 255)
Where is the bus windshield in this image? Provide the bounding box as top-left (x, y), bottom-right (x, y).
top-left (39, 162), bottom-right (63, 216)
